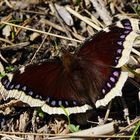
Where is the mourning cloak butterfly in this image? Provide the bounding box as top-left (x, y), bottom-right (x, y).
top-left (0, 17), bottom-right (139, 115)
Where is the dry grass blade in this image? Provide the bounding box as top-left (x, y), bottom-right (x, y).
top-left (0, 21), bottom-right (81, 43)
top-left (65, 6), bottom-right (101, 31)
top-left (0, 100), bottom-right (22, 110)
top-left (0, 37), bottom-right (14, 45)
top-left (30, 28), bottom-right (51, 63)
top-left (90, 0), bottom-right (112, 25)
top-left (4, 0), bottom-right (13, 9)
top-left (132, 48), bottom-right (140, 56)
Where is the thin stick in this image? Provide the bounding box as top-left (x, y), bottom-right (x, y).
top-left (119, 117), bottom-right (140, 133)
top-left (21, 9), bottom-right (46, 15)
top-left (40, 19), bottom-right (84, 40)
top-left (0, 131), bottom-right (139, 138)
top-left (0, 21), bottom-right (81, 43)
top-left (90, 0), bottom-right (112, 25)
top-left (0, 37), bottom-right (14, 45)
top-left (107, 117), bottom-right (140, 140)
top-left (84, 9), bottom-right (104, 28)
top-left (30, 35), bottom-right (47, 63)
top-left (52, 3), bottom-right (72, 39)
top-left (0, 100), bottom-right (21, 110)
top-left (132, 48), bottom-right (140, 56)
top-left (103, 101), bottom-right (112, 123)
top-left (65, 6), bottom-right (101, 31)
top-left (0, 133), bottom-right (24, 140)
top-left (40, 19), bottom-right (66, 33)
top-left (0, 52), bottom-right (9, 64)
top-left (4, 0), bottom-right (13, 8)
top-left (30, 27), bottom-right (52, 63)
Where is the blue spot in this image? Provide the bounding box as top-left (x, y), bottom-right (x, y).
top-left (65, 101), bottom-right (69, 106)
top-left (15, 84), bottom-right (20, 89)
top-left (51, 100), bottom-right (56, 106)
top-left (9, 84), bottom-right (14, 89)
top-left (22, 86), bottom-right (27, 91)
top-left (5, 82), bottom-right (10, 89)
top-left (46, 97), bottom-right (50, 103)
top-left (73, 101), bottom-right (77, 105)
top-left (28, 91), bottom-right (34, 96)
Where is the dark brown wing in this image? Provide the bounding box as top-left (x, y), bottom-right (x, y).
top-left (0, 59), bottom-right (92, 115)
top-left (77, 18), bottom-right (139, 107)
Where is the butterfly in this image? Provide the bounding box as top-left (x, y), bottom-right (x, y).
top-left (0, 17), bottom-right (139, 115)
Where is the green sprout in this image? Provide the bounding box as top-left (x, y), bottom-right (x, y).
top-left (0, 72), bottom-right (6, 78)
top-left (130, 121), bottom-right (140, 140)
top-left (36, 108), bottom-right (46, 118)
top-left (133, 5), bottom-right (140, 16)
top-left (11, 30), bottom-right (15, 40)
top-left (5, 66), bottom-right (14, 73)
top-left (60, 105), bottom-right (80, 133)
top-left (75, 0), bottom-right (81, 5)
top-left (131, 0), bottom-right (140, 16)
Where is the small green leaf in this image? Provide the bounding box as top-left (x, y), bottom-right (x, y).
top-left (68, 124), bottom-right (80, 133)
top-left (60, 105), bottom-right (80, 133)
top-left (9, 19), bottom-right (23, 24)
top-left (130, 121), bottom-right (140, 140)
top-left (131, 2), bottom-right (140, 16)
top-left (5, 66), bottom-right (14, 72)
top-left (60, 105), bottom-right (70, 125)
top-left (38, 111), bottom-right (45, 118)
top-left (0, 72), bottom-right (6, 78)
top-left (135, 4), bottom-right (140, 16)
top-left (76, 0), bottom-right (81, 5)
top-left (36, 108), bottom-right (46, 118)
top-left (11, 31), bottom-right (15, 39)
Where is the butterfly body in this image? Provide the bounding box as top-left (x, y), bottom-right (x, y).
top-left (0, 17), bottom-right (139, 115)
